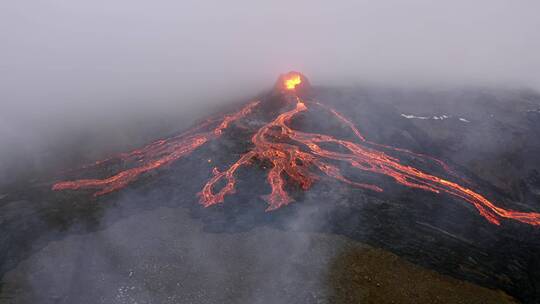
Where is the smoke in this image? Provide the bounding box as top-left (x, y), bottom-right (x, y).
top-left (0, 181), bottom-right (355, 303)
top-left (0, 3), bottom-right (539, 301)
top-left (1, 0), bottom-right (540, 183)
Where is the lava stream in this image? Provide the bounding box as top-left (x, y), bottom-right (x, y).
top-left (52, 101), bottom-right (259, 196)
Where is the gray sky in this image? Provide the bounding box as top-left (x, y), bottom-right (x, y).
top-left (1, 0), bottom-right (539, 177)
top-left (2, 0), bottom-right (540, 114)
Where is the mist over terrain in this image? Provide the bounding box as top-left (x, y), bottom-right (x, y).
top-left (1, 0), bottom-right (540, 185)
top-left (1, 2), bottom-right (540, 303)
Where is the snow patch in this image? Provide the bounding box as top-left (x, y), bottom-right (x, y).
top-left (400, 114), bottom-right (430, 120)
top-left (401, 113), bottom-right (470, 123)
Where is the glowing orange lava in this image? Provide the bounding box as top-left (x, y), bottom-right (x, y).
top-left (52, 76), bottom-right (540, 227)
top-left (52, 101), bottom-right (259, 196)
top-left (284, 75), bottom-right (302, 90)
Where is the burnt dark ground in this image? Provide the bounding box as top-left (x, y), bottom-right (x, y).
top-left (1, 86), bottom-right (540, 303)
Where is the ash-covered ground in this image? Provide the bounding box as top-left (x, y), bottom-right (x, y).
top-left (1, 85), bottom-right (540, 303)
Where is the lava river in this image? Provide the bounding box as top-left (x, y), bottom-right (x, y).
top-left (53, 73), bottom-right (540, 227)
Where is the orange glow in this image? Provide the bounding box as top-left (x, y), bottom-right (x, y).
top-left (284, 74), bottom-right (302, 90)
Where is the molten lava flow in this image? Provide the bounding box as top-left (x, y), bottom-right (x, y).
top-left (199, 97), bottom-right (382, 211)
top-left (284, 74), bottom-right (302, 90)
top-left (313, 101), bottom-right (468, 184)
top-left (52, 76), bottom-right (540, 227)
top-left (52, 101), bottom-right (259, 196)
top-left (199, 98), bottom-right (540, 226)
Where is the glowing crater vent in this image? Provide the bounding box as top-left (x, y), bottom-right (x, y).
top-left (285, 75), bottom-right (302, 90)
top-left (274, 71), bottom-right (311, 94)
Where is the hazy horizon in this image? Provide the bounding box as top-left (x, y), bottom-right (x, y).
top-left (1, 0), bottom-right (539, 183)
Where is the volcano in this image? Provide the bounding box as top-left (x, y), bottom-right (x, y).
top-left (52, 72), bottom-right (540, 227)
top-left (3, 73), bottom-right (540, 303)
